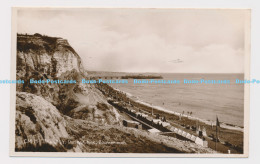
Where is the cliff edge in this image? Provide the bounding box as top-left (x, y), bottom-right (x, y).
top-left (14, 33), bottom-right (215, 153)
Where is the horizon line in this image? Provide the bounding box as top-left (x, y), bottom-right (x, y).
top-left (87, 70), bottom-right (244, 74)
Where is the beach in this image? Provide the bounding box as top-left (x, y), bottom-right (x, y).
top-left (99, 81), bottom-right (244, 154)
top-left (110, 73), bottom-right (244, 127)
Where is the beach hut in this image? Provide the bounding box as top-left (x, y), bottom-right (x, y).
top-left (186, 133), bottom-right (192, 140)
top-left (165, 125), bottom-right (173, 131)
top-left (169, 126), bottom-right (175, 132)
top-left (141, 113), bottom-right (148, 118)
top-left (148, 128), bottom-right (161, 133)
top-left (152, 119), bottom-right (162, 124)
top-left (161, 122), bottom-right (170, 127)
top-left (202, 126), bottom-right (207, 137)
top-left (182, 131), bottom-right (187, 137)
top-left (190, 135), bottom-right (196, 142)
top-left (123, 120), bottom-right (142, 129)
top-left (146, 116), bottom-right (153, 122)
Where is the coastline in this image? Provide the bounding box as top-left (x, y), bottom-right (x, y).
top-left (106, 84), bottom-right (244, 153)
top-left (114, 87), bottom-right (244, 132)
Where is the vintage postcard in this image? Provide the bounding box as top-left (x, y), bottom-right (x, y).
top-left (10, 7), bottom-right (250, 157)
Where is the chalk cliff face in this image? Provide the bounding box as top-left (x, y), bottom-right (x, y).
top-left (16, 33), bottom-right (118, 117)
top-left (15, 34), bottom-right (215, 153)
top-left (15, 34), bottom-right (120, 152)
top-left (17, 34), bottom-right (86, 79)
top-left (17, 34), bottom-right (89, 111)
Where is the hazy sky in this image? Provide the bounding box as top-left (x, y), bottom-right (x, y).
top-left (17, 8), bottom-right (248, 73)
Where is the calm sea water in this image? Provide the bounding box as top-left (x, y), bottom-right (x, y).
top-left (110, 73), bottom-right (244, 127)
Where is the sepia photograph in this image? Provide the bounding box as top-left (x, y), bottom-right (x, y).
top-left (9, 7), bottom-right (250, 157)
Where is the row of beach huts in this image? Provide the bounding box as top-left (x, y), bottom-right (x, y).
top-left (108, 99), bottom-right (208, 148)
top-left (95, 82), bottom-right (208, 147)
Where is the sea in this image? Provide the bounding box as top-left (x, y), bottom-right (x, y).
top-left (109, 73), bottom-right (244, 128)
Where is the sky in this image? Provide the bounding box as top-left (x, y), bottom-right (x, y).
top-left (17, 8), bottom-right (248, 73)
